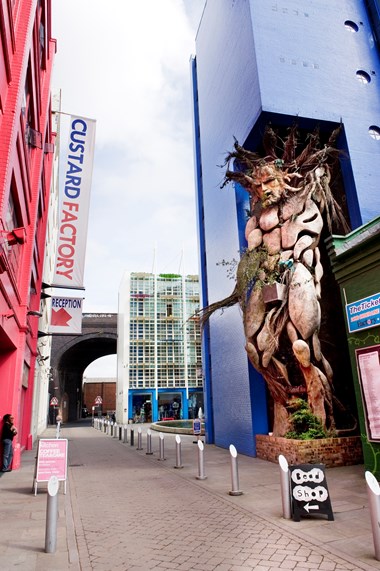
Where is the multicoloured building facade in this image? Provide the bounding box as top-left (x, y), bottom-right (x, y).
top-left (117, 273), bottom-right (203, 423)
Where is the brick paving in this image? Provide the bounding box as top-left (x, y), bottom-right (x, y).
top-left (1, 423), bottom-right (380, 571)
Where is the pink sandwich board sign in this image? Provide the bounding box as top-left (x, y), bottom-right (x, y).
top-left (33, 439), bottom-right (68, 495)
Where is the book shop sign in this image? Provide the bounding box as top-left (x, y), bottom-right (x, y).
top-left (290, 464), bottom-right (334, 522)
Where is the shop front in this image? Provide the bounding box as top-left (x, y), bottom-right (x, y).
top-left (130, 392), bottom-right (153, 423)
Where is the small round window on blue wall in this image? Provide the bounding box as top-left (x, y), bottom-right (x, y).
top-left (356, 70), bottom-right (371, 84)
top-left (369, 126), bottom-right (380, 140)
top-left (344, 20), bottom-right (359, 32)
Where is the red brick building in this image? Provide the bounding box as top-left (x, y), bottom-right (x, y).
top-left (0, 0), bottom-right (55, 466)
top-left (83, 378), bottom-right (117, 418)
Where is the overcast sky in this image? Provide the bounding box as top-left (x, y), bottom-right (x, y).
top-left (52, 0), bottom-right (206, 376)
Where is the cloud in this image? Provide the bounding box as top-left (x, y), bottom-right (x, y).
top-left (52, 0), bottom-right (205, 319)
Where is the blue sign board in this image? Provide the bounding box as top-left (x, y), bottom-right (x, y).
top-left (193, 418), bottom-right (201, 435)
top-left (346, 293), bottom-right (380, 333)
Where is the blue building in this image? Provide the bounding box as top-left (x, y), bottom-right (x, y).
top-left (191, 0), bottom-right (380, 455)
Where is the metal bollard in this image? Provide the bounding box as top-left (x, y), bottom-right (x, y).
top-left (55, 421), bottom-right (61, 439)
top-left (137, 427), bottom-right (143, 450)
top-left (158, 432), bottom-right (166, 461)
top-left (114, 423), bottom-right (118, 438)
top-left (229, 445), bottom-right (242, 495)
top-left (146, 429), bottom-right (153, 455)
top-left (174, 434), bottom-right (183, 469)
top-left (123, 425), bottom-right (128, 443)
top-left (279, 455), bottom-right (292, 519)
top-left (196, 440), bottom-right (207, 480)
top-left (365, 471), bottom-right (380, 560)
top-left (130, 428), bottom-right (134, 446)
top-left (45, 476), bottom-right (59, 553)
top-left (119, 425), bottom-right (122, 440)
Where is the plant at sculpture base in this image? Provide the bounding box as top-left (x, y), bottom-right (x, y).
top-left (285, 398), bottom-right (329, 440)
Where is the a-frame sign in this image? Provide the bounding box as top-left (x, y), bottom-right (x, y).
top-left (290, 463), bottom-right (334, 522)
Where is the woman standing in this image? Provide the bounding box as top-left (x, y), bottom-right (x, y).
top-left (1, 414), bottom-right (17, 472)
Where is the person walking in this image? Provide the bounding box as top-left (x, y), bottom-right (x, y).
top-left (1, 414), bottom-right (17, 472)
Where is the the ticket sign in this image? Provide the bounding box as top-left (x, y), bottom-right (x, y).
top-left (346, 292), bottom-right (380, 333)
top-left (290, 464), bottom-right (334, 522)
top-left (33, 439), bottom-right (68, 495)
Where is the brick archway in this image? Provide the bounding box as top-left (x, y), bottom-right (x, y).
top-left (50, 314), bottom-right (117, 421)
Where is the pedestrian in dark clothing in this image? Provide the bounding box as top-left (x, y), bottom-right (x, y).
top-left (1, 414), bottom-right (17, 472)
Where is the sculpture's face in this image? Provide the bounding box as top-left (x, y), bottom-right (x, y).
top-left (251, 164), bottom-right (285, 208)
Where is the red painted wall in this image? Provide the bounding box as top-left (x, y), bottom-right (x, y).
top-left (0, 0), bottom-right (56, 466)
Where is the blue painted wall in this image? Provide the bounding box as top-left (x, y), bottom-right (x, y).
top-left (192, 0), bottom-right (380, 456)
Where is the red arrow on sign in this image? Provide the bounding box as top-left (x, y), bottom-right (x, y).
top-left (51, 307), bottom-right (72, 327)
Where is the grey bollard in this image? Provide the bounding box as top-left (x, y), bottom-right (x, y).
top-left (158, 432), bottom-right (166, 461)
top-left (146, 429), bottom-right (153, 455)
top-left (114, 423), bottom-right (118, 438)
top-left (365, 471), bottom-right (380, 560)
top-left (45, 476), bottom-right (59, 553)
top-left (196, 440), bottom-right (207, 480)
top-left (130, 428), bottom-right (134, 446)
top-left (137, 427), bottom-right (143, 450)
top-left (229, 444), bottom-right (242, 495)
top-left (123, 425), bottom-right (128, 443)
top-left (279, 454), bottom-right (292, 519)
top-left (174, 434), bottom-right (183, 468)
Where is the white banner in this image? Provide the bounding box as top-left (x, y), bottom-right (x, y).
top-left (48, 296), bottom-right (83, 334)
top-left (52, 115), bottom-right (96, 288)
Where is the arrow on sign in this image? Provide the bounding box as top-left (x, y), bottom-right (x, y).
top-left (304, 503), bottom-right (319, 513)
top-left (51, 308), bottom-right (72, 327)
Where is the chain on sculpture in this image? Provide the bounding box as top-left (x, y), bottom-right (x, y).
top-left (200, 126), bottom-right (350, 436)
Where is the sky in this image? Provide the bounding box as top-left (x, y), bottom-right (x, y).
top-left (52, 0), bottom-right (206, 376)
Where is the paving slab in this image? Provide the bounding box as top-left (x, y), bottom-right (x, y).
top-left (1, 422), bottom-right (380, 570)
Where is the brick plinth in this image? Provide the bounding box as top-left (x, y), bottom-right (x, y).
top-left (256, 435), bottom-right (363, 467)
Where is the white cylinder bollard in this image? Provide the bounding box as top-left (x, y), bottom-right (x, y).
top-left (365, 471), bottom-right (380, 560)
top-left (146, 429), bottom-right (153, 455)
top-left (196, 440), bottom-right (207, 480)
top-left (174, 434), bottom-right (183, 468)
top-left (229, 444), bottom-right (242, 495)
top-left (279, 454), bottom-right (292, 519)
top-left (137, 426), bottom-right (143, 450)
top-left (158, 432), bottom-right (165, 461)
top-left (45, 476), bottom-right (59, 553)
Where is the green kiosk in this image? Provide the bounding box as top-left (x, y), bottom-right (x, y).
top-left (327, 216), bottom-right (380, 478)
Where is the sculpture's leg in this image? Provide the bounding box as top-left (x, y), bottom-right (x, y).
top-left (292, 339), bottom-right (329, 428)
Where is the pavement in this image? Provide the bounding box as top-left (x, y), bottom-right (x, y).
top-left (1, 422), bottom-right (380, 571)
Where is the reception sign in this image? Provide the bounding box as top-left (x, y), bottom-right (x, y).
top-left (48, 296), bottom-right (83, 334)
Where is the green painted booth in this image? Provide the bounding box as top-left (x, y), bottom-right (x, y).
top-left (327, 216), bottom-right (380, 477)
